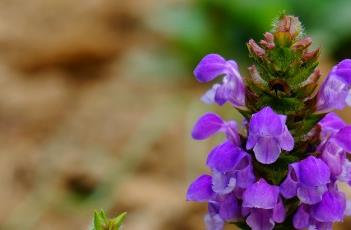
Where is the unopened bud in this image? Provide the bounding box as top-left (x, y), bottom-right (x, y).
top-left (275, 15), bottom-right (302, 39)
top-left (303, 48), bottom-right (320, 62)
top-left (247, 39), bottom-right (265, 57)
top-left (260, 32), bottom-right (275, 49)
top-left (292, 37), bottom-right (312, 50)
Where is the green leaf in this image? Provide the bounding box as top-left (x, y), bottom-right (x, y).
top-left (110, 212), bottom-right (127, 230)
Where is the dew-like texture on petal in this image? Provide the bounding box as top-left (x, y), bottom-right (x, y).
top-left (194, 54), bottom-right (227, 83)
top-left (187, 175), bottom-right (214, 202)
top-left (293, 205), bottom-right (310, 229)
top-left (334, 126), bottom-right (351, 152)
top-left (298, 156), bottom-right (330, 187)
top-left (192, 113), bottom-right (224, 140)
top-left (219, 194), bottom-right (240, 221)
top-left (207, 141), bottom-right (247, 173)
top-left (297, 184), bottom-right (327, 205)
top-left (253, 136), bottom-right (281, 164)
top-left (243, 178), bottom-right (279, 209)
top-left (246, 209), bottom-right (275, 230)
top-left (280, 164), bottom-right (299, 198)
top-left (272, 198), bottom-right (286, 223)
top-left (204, 213), bottom-right (224, 230)
top-left (311, 191), bottom-right (346, 222)
top-left (318, 113), bottom-right (346, 138)
top-left (212, 170), bottom-right (236, 195)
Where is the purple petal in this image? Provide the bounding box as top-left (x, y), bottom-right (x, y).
top-left (297, 184), bottom-right (327, 205)
top-left (192, 113), bottom-right (224, 140)
top-left (253, 136), bottom-right (281, 164)
top-left (201, 84), bottom-right (220, 104)
top-left (249, 107), bottom-right (283, 136)
top-left (318, 113), bottom-right (346, 139)
top-left (272, 198), bottom-right (286, 223)
top-left (317, 69), bottom-right (351, 112)
top-left (298, 156), bottom-right (330, 187)
top-left (337, 159), bottom-right (351, 183)
top-left (211, 170), bottom-right (236, 195)
top-left (311, 191), bottom-right (346, 222)
top-left (207, 141), bottom-right (247, 173)
top-left (236, 158), bottom-right (256, 188)
top-left (243, 178), bottom-right (279, 209)
top-left (246, 209), bottom-right (275, 230)
top-left (223, 121), bottom-right (241, 146)
top-left (334, 126), bottom-right (351, 152)
top-left (280, 163), bottom-right (299, 199)
top-left (204, 214), bottom-right (224, 230)
top-left (335, 59), bottom-right (351, 84)
top-left (278, 127), bottom-right (294, 151)
top-left (321, 140), bottom-right (345, 176)
top-left (293, 205), bottom-right (310, 229)
top-left (187, 175), bottom-right (214, 202)
top-left (194, 54), bottom-right (228, 83)
top-left (219, 194), bottom-right (241, 221)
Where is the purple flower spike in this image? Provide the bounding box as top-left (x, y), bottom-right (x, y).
top-left (280, 156), bottom-right (331, 205)
top-left (246, 106), bottom-right (294, 164)
top-left (186, 175), bottom-right (214, 202)
top-left (194, 54), bottom-right (245, 107)
top-left (191, 113), bottom-right (240, 145)
top-left (316, 59), bottom-right (351, 112)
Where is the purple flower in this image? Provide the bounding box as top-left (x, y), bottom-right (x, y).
top-left (316, 59), bottom-right (351, 112)
top-left (242, 178), bottom-right (285, 230)
top-left (192, 113), bottom-right (240, 145)
top-left (194, 54), bottom-right (245, 107)
top-left (318, 112), bottom-right (346, 139)
top-left (246, 106), bottom-right (294, 164)
top-left (280, 156), bottom-right (330, 204)
top-left (207, 141), bottom-right (255, 194)
top-left (186, 174), bottom-right (241, 230)
top-left (293, 189), bottom-right (346, 229)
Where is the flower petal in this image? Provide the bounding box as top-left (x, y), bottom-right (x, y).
top-left (243, 178), bottom-right (279, 209)
top-left (318, 112), bottom-right (346, 138)
top-left (207, 141), bottom-right (247, 173)
top-left (201, 84), bottom-right (220, 104)
top-left (249, 107), bottom-right (283, 136)
top-left (192, 113), bottom-right (224, 140)
top-left (293, 205), bottom-right (310, 229)
top-left (334, 126), bottom-right (351, 153)
top-left (204, 213), bottom-right (224, 230)
top-left (187, 175), bottom-right (214, 202)
top-left (194, 54), bottom-right (228, 83)
top-left (219, 194), bottom-right (241, 221)
top-left (246, 209), bottom-right (275, 230)
top-left (298, 156), bottom-right (330, 187)
top-left (297, 184), bottom-right (327, 205)
top-left (253, 136), bottom-right (281, 164)
top-left (311, 191), bottom-right (346, 222)
top-left (280, 163), bottom-right (299, 199)
top-left (278, 127), bottom-right (294, 151)
top-left (212, 170), bottom-right (236, 195)
top-left (272, 198), bottom-right (286, 223)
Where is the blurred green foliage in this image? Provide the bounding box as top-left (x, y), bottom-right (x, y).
top-left (148, 0), bottom-right (351, 72)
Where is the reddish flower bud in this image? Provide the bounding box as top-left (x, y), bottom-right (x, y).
top-left (276, 15), bottom-right (302, 39)
top-left (292, 37), bottom-right (312, 50)
top-left (303, 48), bottom-right (320, 62)
top-left (247, 39), bottom-right (265, 57)
top-left (260, 32), bottom-right (275, 49)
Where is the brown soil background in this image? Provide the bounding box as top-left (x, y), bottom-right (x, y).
top-left (0, 1), bottom-right (350, 230)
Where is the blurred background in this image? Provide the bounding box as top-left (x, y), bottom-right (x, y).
top-left (1, 0), bottom-right (351, 229)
